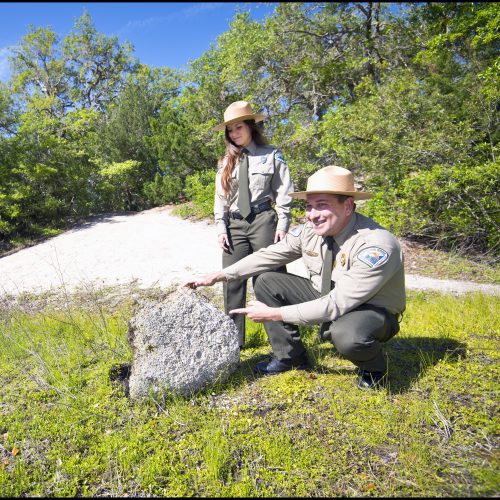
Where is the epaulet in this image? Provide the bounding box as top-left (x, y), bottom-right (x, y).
top-left (289, 224), bottom-right (303, 237)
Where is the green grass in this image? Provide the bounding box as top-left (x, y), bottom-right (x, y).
top-left (1, 289), bottom-right (499, 497)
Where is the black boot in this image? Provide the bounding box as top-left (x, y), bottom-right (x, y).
top-left (356, 370), bottom-right (386, 390)
top-left (254, 355), bottom-right (310, 375)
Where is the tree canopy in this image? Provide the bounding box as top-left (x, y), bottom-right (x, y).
top-left (0, 3), bottom-right (498, 255)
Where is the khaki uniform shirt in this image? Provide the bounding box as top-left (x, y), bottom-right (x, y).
top-left (223, 212), bottom-right (406, 326)
top-left (214, 140), bottom-right (294, 234)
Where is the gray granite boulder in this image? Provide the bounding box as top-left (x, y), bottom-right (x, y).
top-left (127, 287), bottom-right (240, 399)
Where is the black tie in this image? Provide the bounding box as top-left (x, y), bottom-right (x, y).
top-left (237, 151), bottom-right (251, 218)
top-left (321, 236), bottom-right (336, 296)
top-left (319, 236), bottom-right (338, 341)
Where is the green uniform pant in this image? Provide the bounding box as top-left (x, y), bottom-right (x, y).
top-left (253, 271), bottom-right (400, 372)
top-left (223, 209), bottom-right (285, 347)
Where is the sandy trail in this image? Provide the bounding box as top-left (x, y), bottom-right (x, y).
top-left (0, 206), bottom-right (498, 297)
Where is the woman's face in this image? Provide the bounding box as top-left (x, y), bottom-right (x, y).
top-left (227, 121), bottom-right (252, 148)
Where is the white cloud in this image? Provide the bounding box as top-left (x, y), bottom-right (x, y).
top-left (120, 16), bottom-right (166, 34)
top-left (118, 2), bottom-right (228, 36)
top-left (181, 2), bottom-right (227, 17)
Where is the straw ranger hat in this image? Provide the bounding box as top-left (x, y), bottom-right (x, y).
top-left (213, 101), bottom-right (266, 131)
top-left (290, 165), bottom-right (372, 200)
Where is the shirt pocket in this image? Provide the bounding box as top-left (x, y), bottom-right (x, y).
top-left (302, 253), bottom-right (322, 278)
top-left (249, 163), bottom-right (274, 190)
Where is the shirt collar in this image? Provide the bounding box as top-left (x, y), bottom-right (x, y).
top-left (243, 140), bottom-right (257, 155)
top-left (333, 213), bottom-right (357, 247)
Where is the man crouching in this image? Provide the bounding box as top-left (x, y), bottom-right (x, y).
top-left (185, 165), bottom-right (405, 390)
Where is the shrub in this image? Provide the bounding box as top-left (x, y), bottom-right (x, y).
top-left (183, 170), bottom-right (216, 218)
top-left (143, 173), bottom-right (184, 206)
top-left (363, 161), bottom-right (499, 253)
top-left (98, 160), bottom-right (149, 211)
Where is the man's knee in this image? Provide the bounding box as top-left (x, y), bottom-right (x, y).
top-left (331, 326), bottom-right (377, 361)
top-left (329, 309), bottom-right (387, 361)
top-left (253, 272), bottom-right (277, 296)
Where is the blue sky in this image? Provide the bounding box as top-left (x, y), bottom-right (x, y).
top-left (0, 2), bottom-right (277, 82)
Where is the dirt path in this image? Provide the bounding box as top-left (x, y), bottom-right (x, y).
top-left (0, 206), bottom-right (498, 297)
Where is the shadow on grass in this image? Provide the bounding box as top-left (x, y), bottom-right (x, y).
top-left (108, 336), bottom-right (467, 401)
top-left (384, 336), bottom-right (467, 394)
top-left (233, 335), bottom-right (468, 395)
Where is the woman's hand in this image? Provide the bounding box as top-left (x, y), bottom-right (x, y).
top-left (218, 233), bottom-right (231, 253)
top-left (274, 230), bottom-right (286, 243)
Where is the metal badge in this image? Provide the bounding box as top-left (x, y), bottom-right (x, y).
top-left (340, 253), bottom-right (346, 267)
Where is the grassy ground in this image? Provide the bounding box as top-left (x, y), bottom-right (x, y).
top-left (0, 285), bottom-right (498, 497)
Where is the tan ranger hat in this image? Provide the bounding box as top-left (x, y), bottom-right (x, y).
top-left (213, 101), bottom-right (266, 131)
top-left (290, 165), bottom-right (373, 200)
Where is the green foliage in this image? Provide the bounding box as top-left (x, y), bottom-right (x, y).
top-left (182, 170), bottom-right (216, 218)
top-left (96, 65), bottom-right (181, 177)
top-left (62, 10), bottom-right (135, 111)
top-left (0, 3), bottom-right (498, 256)
top-left (1, 11), bottom-right (137, 240)
top-left (148, 97), bottom-right (216, 181)
top-left (143, 173), bottom-right (183, 206)
top-left (319, 68), bottom-right (494, 187)
top-left (364, 162), bottom-right (499, 253)
top-left (0, 105), bottom-right (100, 241)
top-left (96, 160), bottom-right (148, 211)
top-left (0, 290), bottom-right (498, 496)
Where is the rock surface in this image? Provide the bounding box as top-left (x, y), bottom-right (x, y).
top-left (127, 287), bottom-right (240, 399)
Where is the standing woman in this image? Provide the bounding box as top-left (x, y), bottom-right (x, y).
top-left (213, 101), bottom-right (294, 348)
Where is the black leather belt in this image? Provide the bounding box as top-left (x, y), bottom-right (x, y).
top-left (230, 200), bottom-right (272, 219)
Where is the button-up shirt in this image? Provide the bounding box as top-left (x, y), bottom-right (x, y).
top-left (214, 140), bottom-right (294, 234)
top-left (223, 212), bottom-right (406, 325)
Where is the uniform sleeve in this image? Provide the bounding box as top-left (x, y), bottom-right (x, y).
top-left (214, 167), bottom-right (229, 235)
top-left (271, 149), bottom-right (294, 232)
top-left (223, 230), bottom-right (303, 281)
top-left (281, 236), bottom-right (403, 325)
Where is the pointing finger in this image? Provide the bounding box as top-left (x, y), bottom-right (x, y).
top-left (229, 308), bottom-right (248, 315)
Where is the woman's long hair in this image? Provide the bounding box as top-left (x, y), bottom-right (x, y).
top-left (219, 120), bottom-right (267, 196)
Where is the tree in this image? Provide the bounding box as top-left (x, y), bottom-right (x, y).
top-left (9, 26), bottom-right (70, 117)
top-left (93, 65), bottom-right (183, 208)
top-left (3, 10), bottom-right (136, 239)
top-left (63, 10), bottom-right (136, 111)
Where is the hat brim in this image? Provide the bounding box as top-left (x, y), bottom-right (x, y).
top-left (290, 190), bottom-right (373, 200)
top-left (212, 113), bottom-right (266, 132)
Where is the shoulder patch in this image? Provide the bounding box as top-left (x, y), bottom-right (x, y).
top-left (289, 224), bottom-right (303, 237)
top-left (357, 247), bottom-right (389, 268)
top-left (274, 150), bottom-right (287, 164)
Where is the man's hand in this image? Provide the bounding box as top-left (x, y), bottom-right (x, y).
top-left (230, 300), bottom-right (283, 323)
top-left (184, 271), bottom-right (226, 289)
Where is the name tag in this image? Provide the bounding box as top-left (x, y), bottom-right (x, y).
top-left (305, 250), bottom-right (318, 257)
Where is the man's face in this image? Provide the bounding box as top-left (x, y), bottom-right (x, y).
top-left (305, 193), bottom-right (354, 237)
